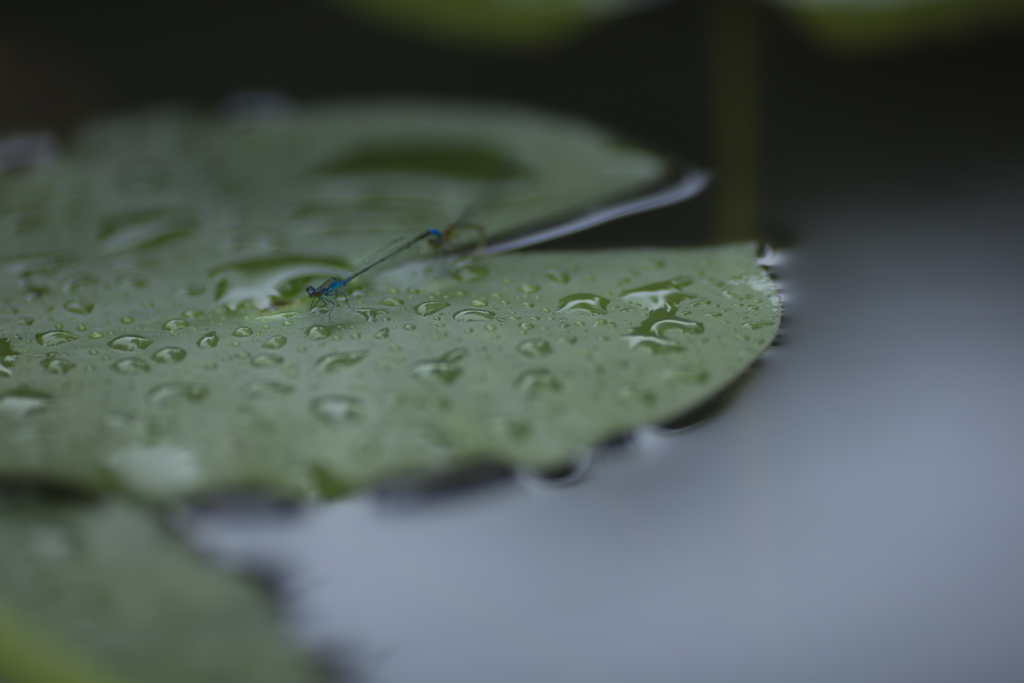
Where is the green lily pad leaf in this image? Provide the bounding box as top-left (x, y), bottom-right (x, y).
top-left (0, 237), bottom-right (779, 499)
top-left (0, 102), bottom-right (765, 500)
top-left (0, 500), bottom-right (323, 683)
top-left (51, 100), bottom-right (672, 254)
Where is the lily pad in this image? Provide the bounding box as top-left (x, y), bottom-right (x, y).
top-left (764, 0), bottom-right (1024, 51)
top-left (0, 242), bottom-right (778, 499)
top-left (325, 0), bottom-right (654, 51)
top-left (0, 500), bottom-right (322, 683)
top-left (43, 99), bottom-right (673, 255)
top-left (0, 103), bottom-right (777, 500)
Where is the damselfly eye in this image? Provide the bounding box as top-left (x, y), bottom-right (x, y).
top-left (306, 286), bottom-right (315, 296)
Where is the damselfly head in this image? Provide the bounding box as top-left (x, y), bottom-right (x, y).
top-left (306, 285), bottom-right (317, 297)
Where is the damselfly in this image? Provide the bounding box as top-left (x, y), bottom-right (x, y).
top-left (307, 228), bottom-right (442, 319)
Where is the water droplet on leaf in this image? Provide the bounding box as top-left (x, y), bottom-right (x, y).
top-left (35, 331), bottom-right (77, 346)
top-left (197, 332), bottom-right (219, 349)
top-left (556, 294), bottom-right (609, 315)
top-left (305, 325), bottom-right (331, 340)
top-left (516, 369), bottom-right (561, 397)
top-left (112, 358), bottom-right (151, 374)
top-left (63, 300), bottom-right (94, 315)
top-left (40, 358), bottom-right (75, 375)
top-left (315, 350), bottom-right (369, 373)
top-left (148, 383), bottom-right (209, 406)
top-left (516, 339), bottom-right (552, 357)
top-left (415, 301), bottom-right (450, 316)
top-left (250, 353), bottom-right (284, 368)
top-left (262, 335), bottom-right (287, 349)
top-left (108, 335), bottom-right (154, 352)
top-left (453, 308), bottom-right (495, 322)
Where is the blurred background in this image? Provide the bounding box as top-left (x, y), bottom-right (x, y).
top-left (5, 1), bottom-right (1024, 682)
top-left (6, 0), bottom-right (1021, 246)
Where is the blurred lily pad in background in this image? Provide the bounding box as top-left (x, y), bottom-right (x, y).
top-left (0, 500), bottom-right (323, 683)
top-left (323, 0), bottom-right (1024, 54)
top-left (762, 0), bottom-right (1024, 51)
top-left (324, 0), bottom-right (666, 51)
top-left (0, 101), bottom-right (779, 501)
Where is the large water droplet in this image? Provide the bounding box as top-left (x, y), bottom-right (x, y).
top-left (40, 357), bottom-right (75, 375)
top-left (556, 294), bottom-right (609, 315)
top-left (148, 383), bottom-right (209, 406)
top-left (415, 301), bottom-right (450, 316)
top-left (35, 330), bottom-right (77, 346)
top-left (63, 300), bottom-right (94, 315)
top-left (112, 358), bottom-right (151, 374)
top-left (163, 319), bottom-right (189, 331)
top-left (315, 350), bottom-right (369, 373)
top-left (452, 264), bottom-right (489, 282)
top-left (152, 347), bottom-right (187, 364)
top-left (356, 309), bottom-right (389, 322)
top-left (233, 327), bottom-right (254, 337)
top-left (380, 297), bottom-right (404, 306)
top-left (453, 308), bottom-right (496, 322)
top-left (411, 348), bottom-right (467, 385)
top-left (197, 332), bottom-right (219, 349)
top-left (516, 369), bottom-right (561, 397)
top-left (305, 325), bottom-right (331, 340)
top-left (250, 353), bottom-right (284, 368)
top-left (311, 396), bottom-right (363, 424)
top-left (545, 269), bottom-right (570, 284)
top-left (108, 335), bottom-right (154, 352)
top-left (262, 335), bottom-right (287, 349)
top-left (620, 277), bottom-right (695, 311)
top-left (516, 339), bottom-right (552, 358)
top-left (623, 310), bottom-right (704, 353)
top-left (518, 284), bottom-right (540, 294)
top-left (374, 328), bottom-right (390, 340)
